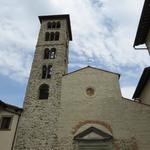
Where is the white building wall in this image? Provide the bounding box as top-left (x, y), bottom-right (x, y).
top-left (0, 109), bottom-right (19, 150)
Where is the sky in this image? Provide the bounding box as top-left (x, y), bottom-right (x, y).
top-left (0, 0), bottom-right (150, 107)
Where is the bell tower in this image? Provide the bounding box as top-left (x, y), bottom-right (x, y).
top-left (14, 15), bottom-right (72, 150)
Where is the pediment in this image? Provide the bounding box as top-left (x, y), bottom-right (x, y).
top-left (74, 127), bottom-right (113, 141)
top-left (64, 66), bottom-right (120, 78)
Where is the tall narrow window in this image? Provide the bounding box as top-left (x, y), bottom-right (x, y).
top-left (42, 65), bottom-right (47, 79)
top-left (47, 22), bottom-right (52, 29)
top-left (55, 32), bottom-right (60, 41)
top-left (56, 21), bottom-right (61, 28)
top-left (45, 32), bottom-right (49, 41)
top-left (50, 32), bottom-right (55, 41)
top-left (47, 65), bottom-right (52, 78)
top-left (52, 22), bottom-right (56, 28)
top-left (50, 48), bottom-right (56, 59)
top-left (0, 117), bottom-right (12, 129)
top-left (39, 84), bottom-right (49, 99)
top-left (44, 48), bottom-right (50, 59)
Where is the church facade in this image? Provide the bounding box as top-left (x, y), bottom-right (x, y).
top-left (9, 14), bottom-right (150, 150)
top-left (1, 1), bottom-right (150, 148)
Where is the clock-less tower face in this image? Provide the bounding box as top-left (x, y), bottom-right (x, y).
top-left (14, 15), bottom-right (72, 150)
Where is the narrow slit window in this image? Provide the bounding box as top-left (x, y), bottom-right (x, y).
top-left (50, 32), bottom-right (55, 41)
top-left (56, 21), bottom-right (61, 28)
top-left (39, 84), bottom-right (49, 99)
top-left (55, 32), bottom-right (60, 41)
top-left (50, 48), bottom-right (56, 59)
top-left (47, 22), bottom-right (52, 29)
top-left (52, 22), bottom-right (56, 28)
top-left (44, 48), bottom-right (50, 59)
top-left (42, 65), bottom-right (47, 79)
top-left (45, 32), bottom-right (49, 41)
top-left (47, 65), bottom-right (52, 78)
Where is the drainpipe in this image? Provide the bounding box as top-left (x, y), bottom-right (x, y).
top-left (11, 112), bottom-right (21, 150)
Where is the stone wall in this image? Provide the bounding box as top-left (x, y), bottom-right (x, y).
top-left (56, 67), bottom-right (150, 150)
top-left (13, 17), bottom-right (70, 150)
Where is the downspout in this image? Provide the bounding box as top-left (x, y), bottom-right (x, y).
top-left (11, 112), bottom-right (21, 150)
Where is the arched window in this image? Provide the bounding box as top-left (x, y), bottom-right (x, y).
top-left (42, 65), bottom-right (47, 79)
top-left (45, 32), bottom-right (49, 41)
top-left (50, 48), bottom-right (56, 59)
top-left (50, 32), bottom-right (55, 41)
top-left (55, 32), bottom-right (60, 41)
top-left (39, 84), bottom-right (49, 99)
top-left (42, 65), bottom-right (53, 79)
top-left (47, 22), bottom-right (52, 29)
top-left (44, 48), bottom-right (50, 59)
top-left (52, 22), bottom-right (56, 28)
top-left (47, 65), bottom-right (52, 78)
top-left (56, 21), bottom-right (61, 28)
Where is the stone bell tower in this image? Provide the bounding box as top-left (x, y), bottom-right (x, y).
top-left (14, 15), bottom-right (72, 150)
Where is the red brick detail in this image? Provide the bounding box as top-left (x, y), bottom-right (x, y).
top-left (72, 120), bottom-right (112, 134)
top-left (113, 141), bottom-right (121, 150)
top-left (131, 137), bottom-right (139, 150)
top-left (113, 137), bottom-right (138, 150)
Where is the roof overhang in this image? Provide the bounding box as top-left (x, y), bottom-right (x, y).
top-left (0, 100), bottom-right (22, 115)
top-left (38, 14), bottom-right (72, 41)
top-left (133, 0), bottom-right (150, 47)
top-left (133, 67), bottom-right (150, 99)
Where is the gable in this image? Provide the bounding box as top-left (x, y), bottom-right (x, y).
top-left (74, 127), bottom-right (113, 150)
top-left (74, 127), bottom-right (113, 141)
top-left (64, 66), bottom-right (120, 78)
top-left (61, 65), bottom-right (122, 104)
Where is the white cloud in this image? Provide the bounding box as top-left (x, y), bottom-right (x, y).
top-left (48, 0), bottom-right (150, 68)
top-left (121, 86), bottom-right (136, 99)
top-left (0, 0), bottom-right (149, 102)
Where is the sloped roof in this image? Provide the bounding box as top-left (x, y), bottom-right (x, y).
top-left (39, 14), bottom-right (72, 41)
top-left (0, 100), bottom-right (22, 114)
top-left (64, 66), bottom-right (120, 78)
top-left (134, 0), bottom-right (150, 47)
top-left (133, 67), bottom-right (150, 98)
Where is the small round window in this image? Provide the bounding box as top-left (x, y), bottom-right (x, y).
top-left (86, 87), bottom-right (95, 96)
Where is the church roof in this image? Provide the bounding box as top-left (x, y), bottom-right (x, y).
top-left (133, 66), bottom-right (150, 99)
top-left (134, 0), bottom-right (150, 47)
top-left (64, 66), bottom-right (120, 78)
top-left (0, 100), bottom-right (22, 114)
top-left (38, 14), bottom-right (72, 41)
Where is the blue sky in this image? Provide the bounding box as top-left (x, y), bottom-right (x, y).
top-left (0, 0), bottom-right (150, 107)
